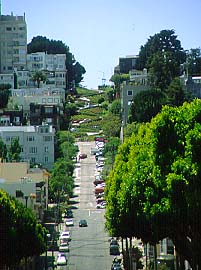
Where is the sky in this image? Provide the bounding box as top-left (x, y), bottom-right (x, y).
top-left (2, 0), bottom-right (201, 89)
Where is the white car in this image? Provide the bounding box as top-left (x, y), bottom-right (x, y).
top-left (59, 242), bottom-right (69, 252)
top-left (65, 218), bottom-right (74, 226)
top-left (56, 253), bottom-right (67, 266)
top-left (59, 231), bottom-right (71, 242)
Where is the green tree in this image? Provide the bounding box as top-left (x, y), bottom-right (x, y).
top-left (110, 73), bottom-right (129, 98)
top-left (109, 99), bottom-right (121, 116)
top-left (186, 48), bottom-right (201, 76)
top-left (32, 70), bottom-right (47, 88)
top-left (0, 189), bottom-right (46, 268)
top-left (136, 29), bottom-right (186, 89)
top-left (0, 138), bottom-right (7, 161)
top-left (106, 99), bottom-right (201, 269)
top-left (100, 113), bottom-right (121, 137)
top-left (27, 36), bottom-right (86, 89)
top-left (166, 77), bottom-right (190, 106)
top-left (129, 88), bottom-right (166, 123)
top-left (0, 84), bottom-right (11, 108)
top-left (8, 138), bottom-right (21, 162)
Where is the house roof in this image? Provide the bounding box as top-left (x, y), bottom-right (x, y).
top-left (0, 162), bottom-right (47, 183)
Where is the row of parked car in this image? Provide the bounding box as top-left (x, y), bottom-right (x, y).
top-left (56, 208), bottom-right (88, 266)
top-left (93, 138), bottom-right (107, 209)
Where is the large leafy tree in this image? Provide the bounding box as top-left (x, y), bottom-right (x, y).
top-left (0, 189), bottom-right (46, 268)
top-left (186, 48), bottom-right (201, 76)
top-left (136, 29), bottom-right (186, 90)
top-left (27, 36), bottom-right (86, 89)
top-left (105, 99), bottom-right (201, 269)
top-left (128, 88), bottom-right (166, 123)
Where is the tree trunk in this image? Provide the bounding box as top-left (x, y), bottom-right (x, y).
top-left (153, 244), bottom-right (157, 270)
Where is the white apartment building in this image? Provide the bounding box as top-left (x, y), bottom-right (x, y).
top-left (0, 125), bottom-right (55, 169)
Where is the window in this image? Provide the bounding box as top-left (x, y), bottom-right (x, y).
top-left (31, 157), bottom-right (36, 163)
top-left (27, 136), bottom-right (34, 142)
top-left (43, 136), bottom-right (52, 142)
top-left (44, 156), bottom-right (48, 163)
top-left (29, 147), bottom-right (37, 154)
top-left (127, 90), bottom-right (133, 96)
top-left (6, 137), bottom-right (11, 142)
top-left (44, 146), bottom-right (48, 152)
top-left (6, 27), bottom-right (12, 31)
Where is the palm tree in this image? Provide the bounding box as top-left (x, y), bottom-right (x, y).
top-left (32, 71), bottom-right (47, 88)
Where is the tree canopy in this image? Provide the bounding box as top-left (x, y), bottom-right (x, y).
top-left (135, 29), bottom-right (186, 90)
top-left (105, 99), bottom-right (201, 269)
top-left (27, 36), bottom-right (86, 88)
top-left (0, 189), bottom-right (46, 268)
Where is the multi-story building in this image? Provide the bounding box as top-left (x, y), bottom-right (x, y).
top-left (121, 82), bottom-right (150, 126)
top-left (0, 12), bottom-right (27, 74)
top-left (27, 52), bottom-right (67, 88)
top-left (114, 55), bottom-right (139, 74)
top-left (0, 125), bottom-right (55, 169)
top-left (0, 161), bottom-right (49, 221)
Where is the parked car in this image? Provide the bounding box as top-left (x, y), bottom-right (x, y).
top-left (59, 231), bottom-right (71, 242)
top-left (59, 242), bottom-right (69, 252)
top-left (94, 186), bottom-right (104, 194)
top-left (110, 244), bottom-right (120, 255)
top-left (64, 209), bottom-right (73, 218)
top-left (56, 253), bottom-right (67, 266)
top-left (110, 238), bottom-right (119, 246)
top-left (79, 219), bottom-right (88, 227)
top-left (65, 218), bottom-right (74, 226)
top-left (79, 153), bottom-right (87, 159)
top-left (96, 203), bottom-right (105, 209)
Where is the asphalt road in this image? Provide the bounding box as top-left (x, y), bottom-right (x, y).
top-left (64, 141), bottom-right (113, 270)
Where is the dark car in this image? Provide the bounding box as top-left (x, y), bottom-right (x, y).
top-left (110, 244), bottom-right (120, 255)
top-left (64, 209), bottom-right (73, 218)
top-left (79, 219), bottom-right (88, 227)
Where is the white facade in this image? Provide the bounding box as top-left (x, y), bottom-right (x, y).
top-left (27, 52), bottom-right (66, 72)
top-left (0, 125), bottom-right (55, 169)
top-left (11, 87), bottom-right (65, 100)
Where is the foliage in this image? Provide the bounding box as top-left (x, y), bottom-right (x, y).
top-left (32, 70), bottom-right (47, 88)
top-left (109, 99), bottom-right (121, 116)
top-left (128, 88), bottom-right (166, 123)
top-left (0, 138), bottom-right (7, 161)
top-left (27, 36), bottom-right (86, 88)
top-left (110, 73), bottom-right (130, 97)
top-left (8, 137), bottom-right (21, 162)
top-left (49, 131), bottom-right (78, 202)
top-left (100, 113), bottom-right (121, 137)
top-left (105, 99), bottom-right (201, 268)
top-left (136, 29), bottom-right (186, 90)
top-left (0, 84), bottom-right (11, 109)
top-left (0, 189), bottom-right (46, 268)
top-left (186, 48), bottom-right (201, 76)
top-left (166, 77), bottom-right (191, 106)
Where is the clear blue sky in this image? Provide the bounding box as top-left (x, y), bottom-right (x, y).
top-left (2, 0), bottom-right (201, 89)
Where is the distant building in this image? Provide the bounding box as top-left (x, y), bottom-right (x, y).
top-left (115, 55), bottom-right (139, 74)
top-left (0, 125), bottom-right (55, 169)
top-left (0, 161), bottom-right (49, 221)
top-left (0, 13), bottom-right (27, 74)
top-left (121, 70), bottom-right (150, 125)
